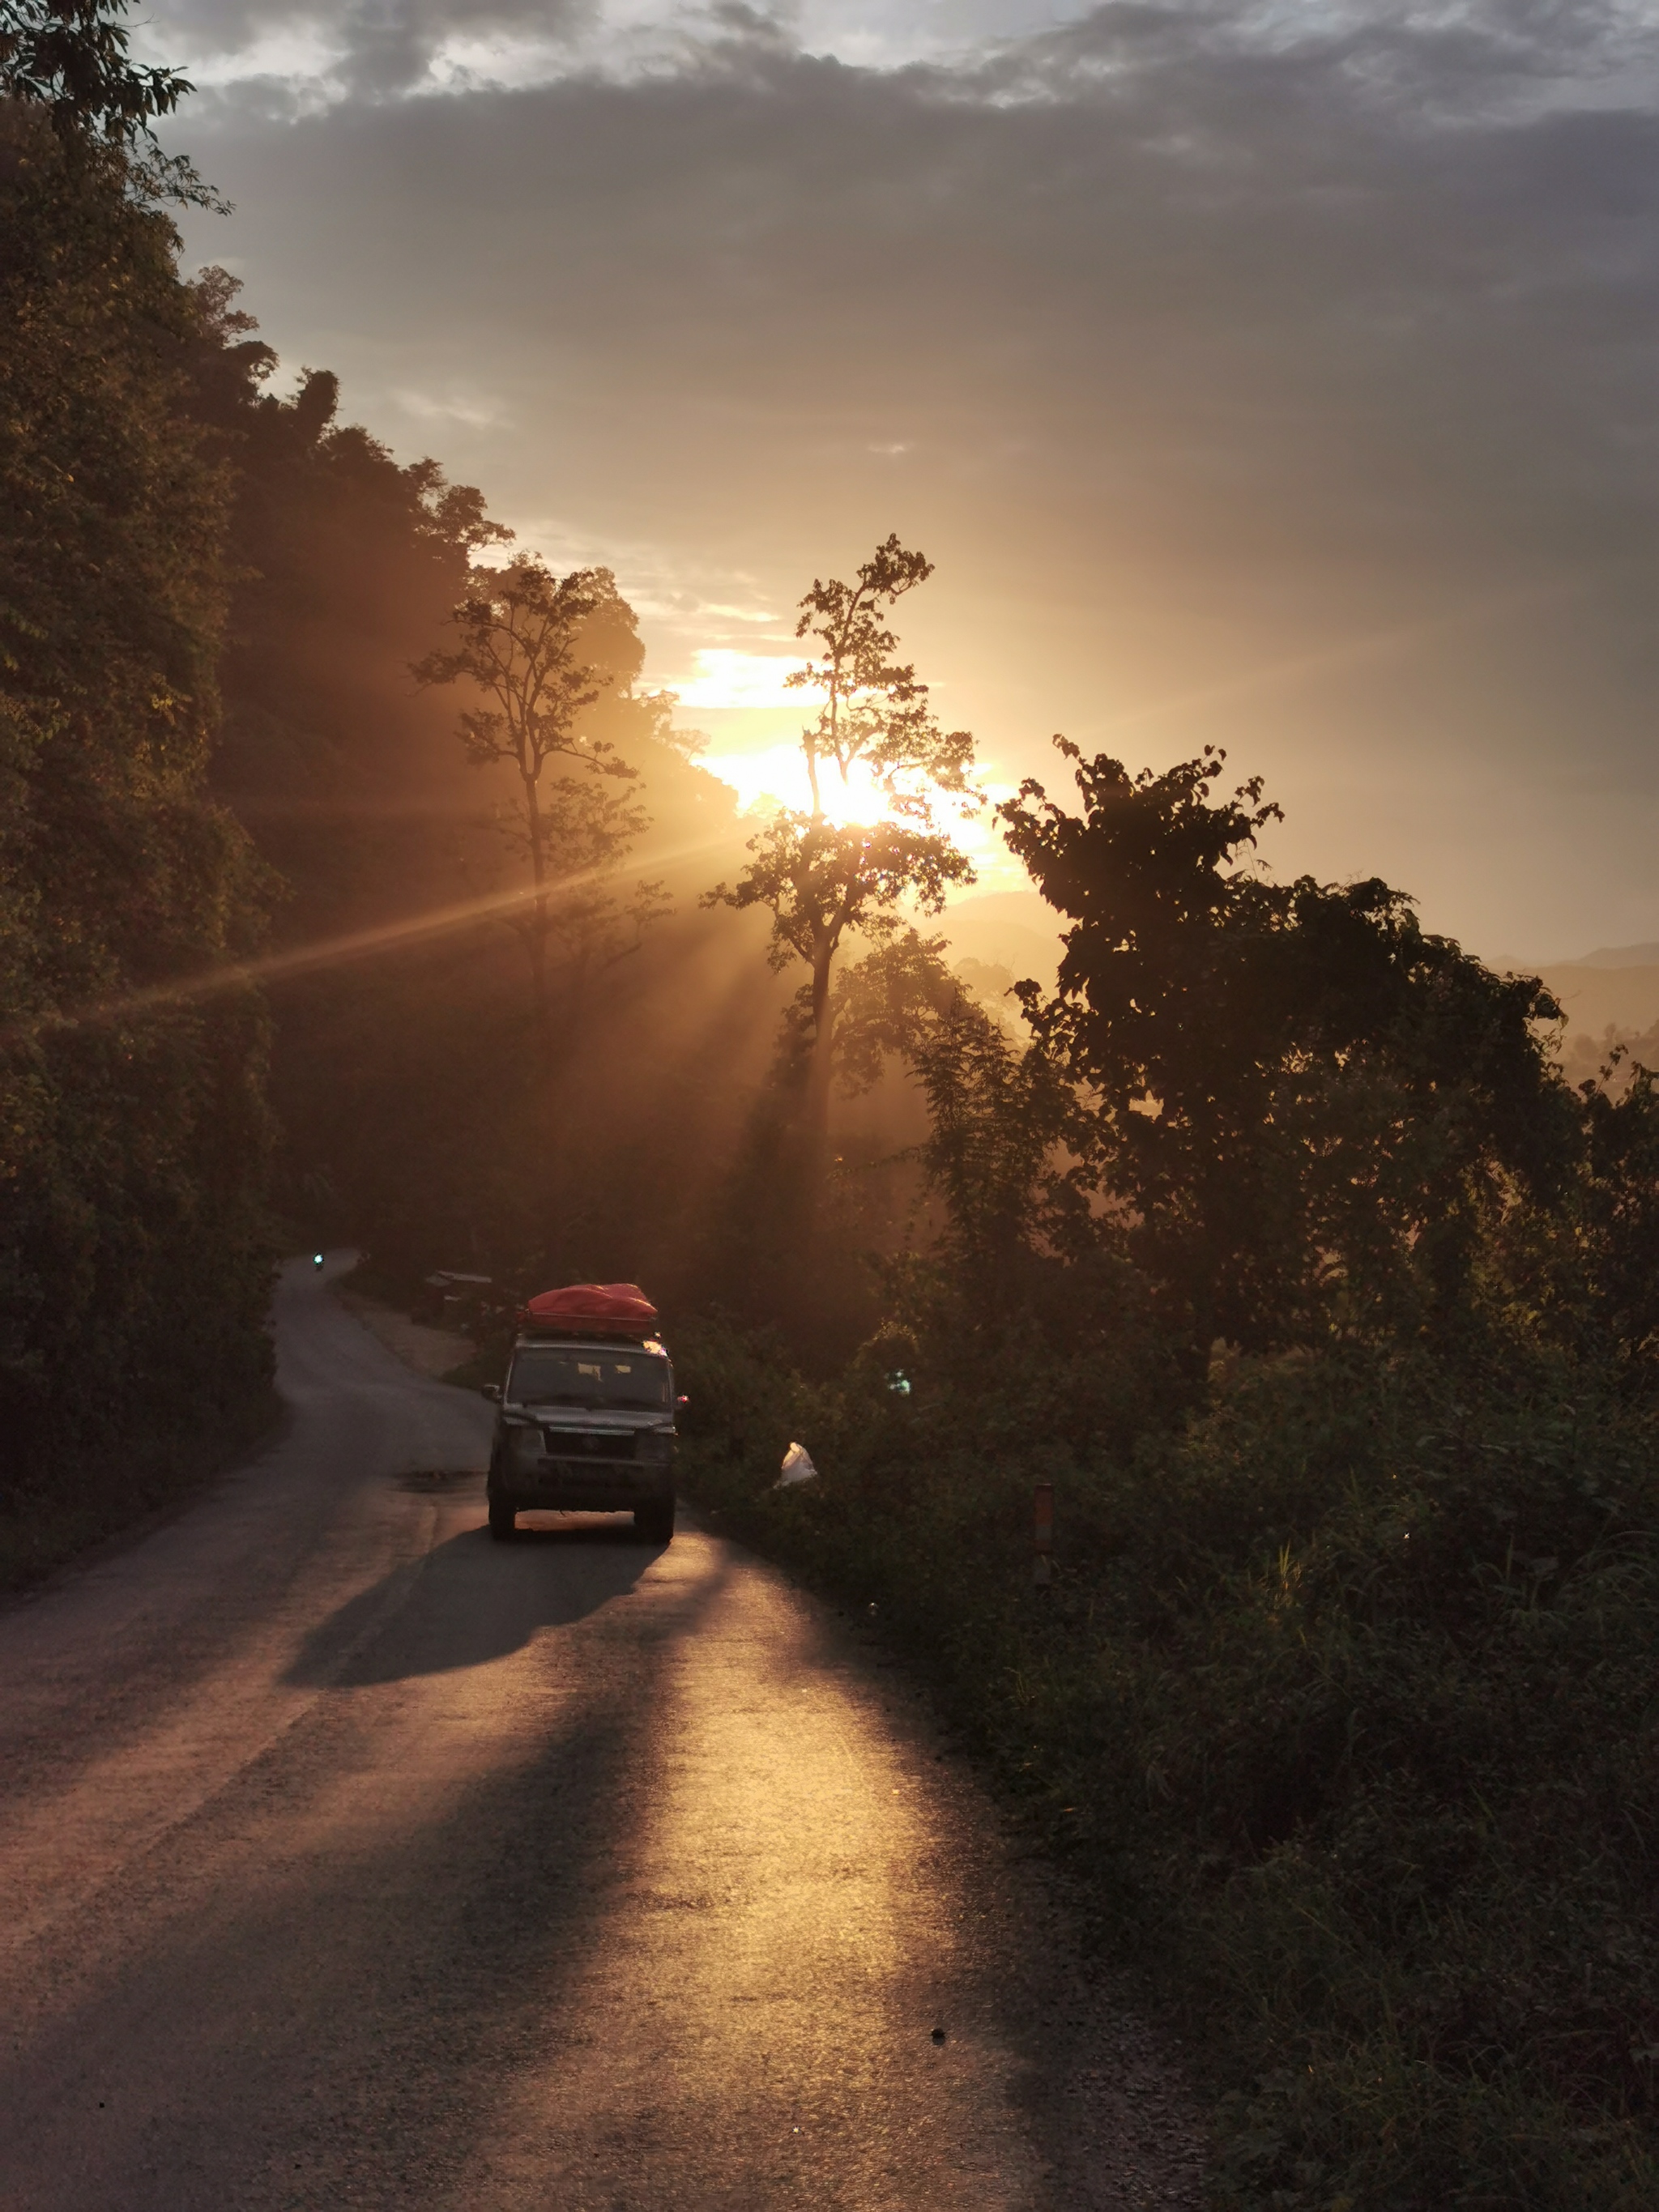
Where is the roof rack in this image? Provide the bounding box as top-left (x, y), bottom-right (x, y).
top-left (515, 1322), bottom-right (665, 1349)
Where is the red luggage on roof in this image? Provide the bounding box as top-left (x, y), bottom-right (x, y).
top-left (521, 1282), bottom-right (658, 1333)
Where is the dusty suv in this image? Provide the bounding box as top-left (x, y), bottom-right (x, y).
top-left (484, 1334), bottom-right (676, 1545)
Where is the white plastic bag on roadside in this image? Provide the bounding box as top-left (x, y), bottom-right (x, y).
top-left (776, 1441), bottom-right (819, 1488)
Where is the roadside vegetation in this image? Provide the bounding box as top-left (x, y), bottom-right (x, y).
top-left (0, 8), bottom-right (276, 1570)
top-left (1, 3), bottom-right (748, 1575)
top-left (682, 1333), bottom-right (1659, 2208)
top-left (676, 743), bottom-right (1659, 2210)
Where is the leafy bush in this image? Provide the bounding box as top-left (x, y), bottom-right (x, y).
top-left (678, 1318), bottom-right (1659, 2209)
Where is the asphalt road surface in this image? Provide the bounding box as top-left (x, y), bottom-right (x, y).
top-left (0, 1256), bottom-right (1203, 2210)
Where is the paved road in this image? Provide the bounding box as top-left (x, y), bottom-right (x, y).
top-left (0, 1257), bottom-right (1202, 2210)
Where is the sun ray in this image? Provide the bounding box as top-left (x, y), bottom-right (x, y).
top-left (2, 833), bottom-right (737, 1049)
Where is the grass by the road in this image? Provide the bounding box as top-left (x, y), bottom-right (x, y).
top-left (676, 1316), bottom-right (1659, 2212)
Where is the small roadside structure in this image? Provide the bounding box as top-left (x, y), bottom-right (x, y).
top-left (416, 1272), bottom-right (494, 1328)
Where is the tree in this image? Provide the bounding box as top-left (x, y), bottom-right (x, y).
top-left (1, 0), bottom-right (186, 141)
top-left (1000, 739), bottom-right (1573, 1368)
top-left (1, 0), bottom-right (217, 206)
top-left (706, 535), bottom-right (979, 1136)
top-left (413, 555), bottom-right (650, 1040)
top-left (0, 54), bottom-right (275, 1506)
top-left (194, 313), bottom-right (508, 944)
top-left (457, 756), bottom-right (670, 1035)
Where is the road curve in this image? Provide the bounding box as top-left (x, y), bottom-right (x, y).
top-left (0, 1257), bottom-right (1202, 2210)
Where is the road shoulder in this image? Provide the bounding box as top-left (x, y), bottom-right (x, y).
top-left (331, 1284), bottom-right (476, 1381)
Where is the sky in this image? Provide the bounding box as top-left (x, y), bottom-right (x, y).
top-left (141, 0), bottom-right (1659, 961)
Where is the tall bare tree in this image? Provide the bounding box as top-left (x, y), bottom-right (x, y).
top-left (706, 535), bottom-right (979, 1133)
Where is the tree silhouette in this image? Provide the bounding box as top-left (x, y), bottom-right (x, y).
top-left (0, 53), bottom-right (275, 1498)
top-left (1002, 738), bottom-right (1572, 1366)
top-left (0, 0), bottom-right (222, 205)
top-left (706, 535), bottom-right (978, 1135)
top-left (414, 555), bottom-right (646, 1042)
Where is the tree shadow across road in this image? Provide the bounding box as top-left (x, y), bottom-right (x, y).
top-left (283, 1517), bottom-right (663, 1688)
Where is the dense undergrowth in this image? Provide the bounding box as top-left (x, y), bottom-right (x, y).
top-left (0, 1371), bottom-right (279, 1592)
top-left (677, 1317), bottom-right (1659, 2210)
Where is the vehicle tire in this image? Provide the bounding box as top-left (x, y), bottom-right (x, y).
top-left (488, 1495), bottom-right (517, 1542)
top-left (634, 1498), bottom-right (674, 1545)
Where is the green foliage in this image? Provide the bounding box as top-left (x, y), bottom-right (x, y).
top-left (186, 321), bottom-right (740, 1286)
top-left (1002, 740), bottom-right (1572, 1368)
top-left (412, 554), bottom-right (669, 1037)
top-left (714, 812), bottom-right (975, 982)
top-left (678, 733), bottom-right (1659, 2209)
top-left (0, 0), bottom-right (220, 207)
top-left (412, 555), bottom-right (617, 781)
top-left (0, 104), bottom-right (275, 1525)
top-left (204, 381), bottom-right (750, 1287)
top-left (1572, 1061), bottom-right (1659, 1369)
top-left (678, 1321), bottom-right (1659, 2210)
top-left (0, 0), bottom-right (190, 150)
top-left (822, 924), bottom-right (965, 1095)
top-left (203, 332), bottom-right (501, 931)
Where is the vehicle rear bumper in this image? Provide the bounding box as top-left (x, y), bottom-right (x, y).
top-left (492, 1463), bottom-right (674, 1513)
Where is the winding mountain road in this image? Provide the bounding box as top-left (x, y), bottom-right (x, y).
top-left (0, 1257), bottom-right (1202, 2210)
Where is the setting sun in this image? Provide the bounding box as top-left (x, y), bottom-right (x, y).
top-left (697, 739), bottom-right (902, 828)
top-left (666, 644), bottom-right (1014, 866)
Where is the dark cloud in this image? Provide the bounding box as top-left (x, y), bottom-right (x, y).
top-left (161, 0), bottom-right (597, 95)
top-left (163, 1), bottom-right (1659, 952)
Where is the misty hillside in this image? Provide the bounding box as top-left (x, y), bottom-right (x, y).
top-left (936, 887), bottom-right (1062, 990)
top-left (1489, 944), bottom-right (1659, 1060)
top-left (1540, 961), bottom-right (1659, 1038)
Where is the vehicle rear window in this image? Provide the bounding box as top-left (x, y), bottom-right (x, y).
top-left (506, 1348), bottom-right (670, 1411)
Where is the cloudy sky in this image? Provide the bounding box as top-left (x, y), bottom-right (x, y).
top-left (143, 1), bottom-right (1659, 958)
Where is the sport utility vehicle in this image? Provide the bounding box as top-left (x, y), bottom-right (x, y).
top-left (484, 1334), bottom-right (676, 1544)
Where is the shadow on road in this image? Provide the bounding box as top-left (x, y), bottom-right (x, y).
top-left (283, 1519), bottom-right (666, 1687)
top-left (7, 1549), bottom-right (741, 2212)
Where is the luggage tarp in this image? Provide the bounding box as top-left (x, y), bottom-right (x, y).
top-left (521, 1282), bottom-right (658, 1332)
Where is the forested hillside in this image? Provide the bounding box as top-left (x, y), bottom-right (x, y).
top-left (188, 291), bottom-right (786, 1295)
top-left (0, 0), bottom-right (909, 1565)
top-left (0, 52), bottom-right (274, 1572)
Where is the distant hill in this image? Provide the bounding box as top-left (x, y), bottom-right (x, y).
top-left (1491, 941), bottom-right (1659, 975)
top-left (1490, 943), bottom-right (1659, 1036)
top-left (1564, 943), bottom-right (1659, 970)
top-left (935, 889), bottom-right (1062, 988)
top-left (1541, 968), bottom-right (1659, 1036)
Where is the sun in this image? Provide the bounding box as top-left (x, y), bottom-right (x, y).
top-left (703, 743), bottom-right (917, 829)
top-left (666, 646), bottom-right (1016, 880)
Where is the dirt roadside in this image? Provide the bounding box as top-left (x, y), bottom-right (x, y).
top-left (331, 1283), bottom-right (476, 1379)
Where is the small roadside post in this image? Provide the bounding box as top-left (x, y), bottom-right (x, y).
top-left (1034, 1481), bottom-right (1054, 1588)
